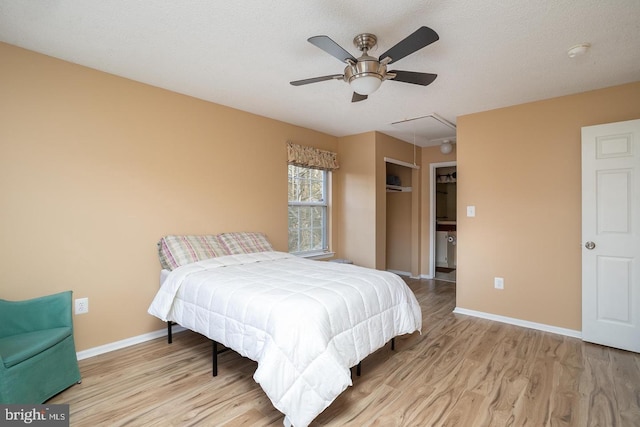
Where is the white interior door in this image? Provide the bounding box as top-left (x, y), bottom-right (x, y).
top-left (582, 118), bottom-right (640, 353)
top-left (436, 231), bottom-right (448, 267)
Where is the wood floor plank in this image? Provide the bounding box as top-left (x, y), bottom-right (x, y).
top-left (47, 278), bottom-right (640, 426)
top-left (511, 356), bottom-right (554, 425)
top-left (579, 352), bottom-right (622, 427)
top-left (413, 355), bottom-right (488, 426)
top-left (609, 348), bottom-right (640, 426)
top-left (546, 338), bottom-right (585, 427)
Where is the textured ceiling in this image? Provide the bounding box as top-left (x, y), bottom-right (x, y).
top-left (1, 0), bottom-right (639, 146)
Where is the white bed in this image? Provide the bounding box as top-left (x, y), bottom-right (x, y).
top-left (148, 250), bottom-right (421, 427)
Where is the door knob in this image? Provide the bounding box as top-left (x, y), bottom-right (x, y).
top-left (585, 241), bottom-right (596, 250)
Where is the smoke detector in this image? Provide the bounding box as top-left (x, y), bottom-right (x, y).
top-left (567, 43), bottom-right (591, 58)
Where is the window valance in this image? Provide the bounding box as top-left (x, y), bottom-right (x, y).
top-left (287, 141), bottom-right (339, 171)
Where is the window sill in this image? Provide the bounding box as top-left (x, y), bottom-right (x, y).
top-left (293, 251), bottom-right (335, 260)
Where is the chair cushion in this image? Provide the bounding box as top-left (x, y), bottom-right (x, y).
top-left (0, 327), bottom-right (72, 368)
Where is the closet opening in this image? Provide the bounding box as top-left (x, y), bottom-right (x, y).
top-left (385, 160), bottom-right (413, 277)
top-left (384, 157), bottom-right (419, 278)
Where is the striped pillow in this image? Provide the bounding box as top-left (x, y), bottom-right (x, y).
top-left (158, 235), bottom-right (230, 271)
top-left (218, 232), bottom-right (274, 255)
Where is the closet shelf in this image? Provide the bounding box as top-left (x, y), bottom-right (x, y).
top-left (386, 185), bottom-right (412, 193)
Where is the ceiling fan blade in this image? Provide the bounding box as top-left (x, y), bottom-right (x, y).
top-left (388, 70), bottom-right (438, 86)
top-left (308, 35), bottom-right (357, 63)
top-left (352, 92), bottom-right (368, 102)
top-left (290, 74), bottom-right (344, 86)
top-left (378, 26), bottom-right (439, 64)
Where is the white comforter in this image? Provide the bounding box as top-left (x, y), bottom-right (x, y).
top-left (148, 252), bottom-right (421, 427)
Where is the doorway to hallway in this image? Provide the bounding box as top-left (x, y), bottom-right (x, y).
top-left (431, 161), bottom-right (457, 282)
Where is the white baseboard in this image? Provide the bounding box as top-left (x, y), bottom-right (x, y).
top-left (419, 273), bottom-right (435, 279)
top-left (387, 270), bottom-right (424, 280)
top-left (76, 325), bottom-right (186, 361)
top-left (387, 269), bottom-right (411, 277)
top-left (76, 310), bottom-right (581, 362)
top-left (453, 307), bottom-right (582, 339)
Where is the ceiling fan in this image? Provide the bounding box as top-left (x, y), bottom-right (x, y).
top-left (290, 26), bottom-right (439, 102)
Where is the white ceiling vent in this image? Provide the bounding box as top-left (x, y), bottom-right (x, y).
top-left (386, 113), bottom-right (456, 147)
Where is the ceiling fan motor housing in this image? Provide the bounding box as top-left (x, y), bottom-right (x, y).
top-left (344, 55), bottom-right (387, 84)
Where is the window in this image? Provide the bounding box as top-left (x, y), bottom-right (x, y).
top-left (288, 165), bottom-right (328, 255)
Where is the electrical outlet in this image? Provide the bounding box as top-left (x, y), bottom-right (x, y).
top-left (75, 297), bottom-right (89, 315)
top-left (494, 277), bottom-right (504, 290)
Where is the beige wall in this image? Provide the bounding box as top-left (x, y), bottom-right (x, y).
top-left (335, 131), bottom-right (422, 272)
top-left (456, 81), bottom-right (640, 330)
top-left (334, 132), bottom-right (377, 267)
top-left (0, 43), bottom-right (338, 351)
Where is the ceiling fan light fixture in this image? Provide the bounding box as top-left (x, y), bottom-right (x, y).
top-left (349, 74), bottom-right (383, 95)
top-left (440, 140), bottom-right (453, 154)
top-left (344, 55), bottom-right (386, 95)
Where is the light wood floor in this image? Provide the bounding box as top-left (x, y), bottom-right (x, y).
top-left (50, 278), bottom-right (640, 426)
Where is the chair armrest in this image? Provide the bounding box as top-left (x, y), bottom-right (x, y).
top-left (0, 291), bottom-right (73, 338)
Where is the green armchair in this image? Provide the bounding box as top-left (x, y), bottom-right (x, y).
top-left (0, 291), bottom-right (81, 403)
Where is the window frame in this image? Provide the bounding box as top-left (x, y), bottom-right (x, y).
top-left (287, 165), bottom-right (331, 257)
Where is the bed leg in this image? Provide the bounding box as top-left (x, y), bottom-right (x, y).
top-left (212, 340), bottom-right (218, 377)
top-left (391, 337), bottom-right (395, 351)
top-left (167, 321), bottom-right (173, 344)
top-left (356, 362), bottom-right (361, 377)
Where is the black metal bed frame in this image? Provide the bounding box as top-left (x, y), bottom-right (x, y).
top-left (167, 320), bottom-right (395, 377)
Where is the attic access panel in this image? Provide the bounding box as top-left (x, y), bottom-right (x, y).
top-left (386, 113), bottom-right (456, 147)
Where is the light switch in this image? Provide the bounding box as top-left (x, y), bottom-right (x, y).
top-left (467, 205), bottom-right (476, 217)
